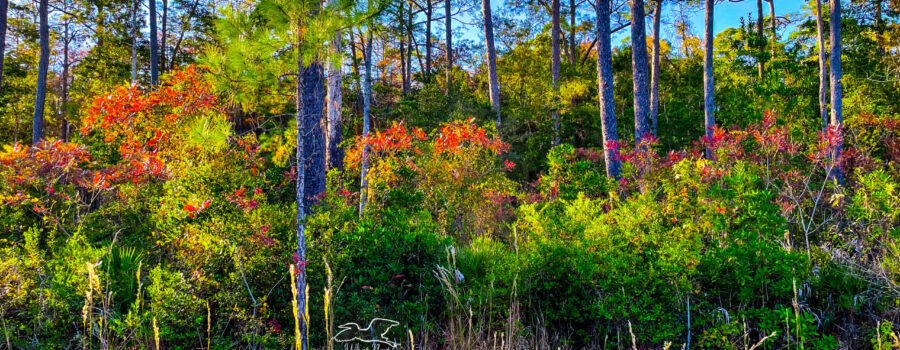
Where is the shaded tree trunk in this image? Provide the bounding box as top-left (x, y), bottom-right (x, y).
top-left (149, 0), bottom-right (159, 86)
top-left (426, 0), bottom-right (433, 75)
top-left (815, 0), bottom-right (827, 129)
top-left (551, 0), bottom-right (561, 146)
top-left (703, 0), bottom-right (715, 158)
top-left (359, 30), bottom-right (374, 214)
top-left (0, 0), bottom-right (8, 90)
top-left (406, 2), bottom-right (413, 91)
top-left (568, 0), bottom-right (577, 64)
top-left (131, 0), bottom-right (138, 85)
top-left (445, 0), bottom-right (452, 93)
top-left (596, 0), bottom-right (621, 179)
top-left (829, 0), bottom-right (843, 185)
top-left (161, 0), bottom-right (167, 72)
top-left (757, 0), bottom-right (764, 78)
top-left (483, 0), bottom-right (501, 127)
top-left (650, 0), bottom-right (661, 136)
top-left (301, 63), bottom-right (326, 206)
top-left (33, 0), bottom-right (49, 145)
top-left (631, 0), bottom-right (651, 144)
top-left (61, 20), bottom-right (71, 141)
top-left (768, 0), bottom-right (776, 55)
top-left (293, 47), bottom-right (309, 350)
top-left (326, 0), bottom-right (343, 171)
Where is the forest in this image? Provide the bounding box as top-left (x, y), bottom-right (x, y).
top-left (1, 0), bottom-right (899, 347)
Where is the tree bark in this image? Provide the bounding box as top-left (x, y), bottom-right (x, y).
top-left (161, 0), bottom-right (167, 72)
top-left (650, 0), bottom-right (661, 136)
top-left (33, 0), bottom-right (49, 145)
top-left (631, 0), bottom-right (651, 144)
top-left (445, 0), bottom-right (452, 93)
top-left (757, 0), bottom-right (764, 78)
top-left (815, 0), bottom-right (827, 129)
top-left (483, 0), bottom-right (501, 127)
top-left (426, 0), bottom-right (433, 75)
top-left (703, 0), bottom-right (715, 158)
top-left (61, 20), bottom-right (71, 142)
top-left (596, 0), bottom-right (621, 179)
top-left (326, 0), bottom-right (343, 171)
top-left (149, 0), bottom-right (159, 86)
top-left (568, 0), bottom-right (577, 64)
top-left (0, 0), bottom-right (8, 90)
top-left (131, 0), bottom-right (138, 85)
top-left (359, 30), bottom-right (374, 214)
top-left (551, 0), bottom-right (561, 146)
top-left (294, 46), bottom-right (309, 350)
top-left (829, 0), bottom-right (843, 185)
top-left (406, 1), bottom-right (413, 91)
top-left (768, 0), bottom-right (776, 55)
top-left (301, 63), bottom-right (326, 206)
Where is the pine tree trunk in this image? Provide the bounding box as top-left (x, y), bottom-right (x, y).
top-left (703, 0), bottom-right (715, 158)
top-left (149, 0), bottom-right (159, 86)
top-left (815, 0), bottom-right (827, 129)
top-left (161, 0), bottom-right (167, 72)
top-left (757, 0), bottom-right (764, 78)
top-left (61, 21), bottom-right (70, 142)
top-left (768, 0), bottom-right (776, 55)
top-left (568, 0), bottom-right (576, 64)
top-left (131, 0), bottom-right (138, 85)
top-left (631, 0), bottom-right (651, 144)
top-left (33, 0), bottom-right (49, 145)
top-left (293, 48), bottom-right (309, 350)
top-left (483, 0), bottom-right (501, 127)
top-left (445, 0), bottom-right (452, 93)
top-left (426, 1), bottom-right (433, 75)
top-left (829, 0), bottom-right (843, 185)
top-left (596, 0), bottom-right (621, 179)
top-left (0, 0), bottom-right (8, 90)
top-left (406, 2), bottom-right (413, 91)
top-left (650, 0), bottom-right (661, 136)
top-left (301, 62), bottom-right (326, 205)
top-left (326, 3), bottom-right (343, 171)
top-left (551, 0), bottom-right (561, 146)
top-left (359, 30), bottom-right (374, 214)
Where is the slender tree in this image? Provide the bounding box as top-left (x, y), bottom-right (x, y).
top-left (483, 0), bottom-right (501, 127)
top-left (293, 50), bottom-right (309, 350)
top-left (161, 0), bottom-right (167, 71)
top-left (767, 0), bottom-right (775, 55)
top-left (815, 0), bottom-right (827, 129)
top-left (131, 0), bottom-right (139, 85)
top-left (631, 0), bottom-right (651, 144)
top-left (551, 0), bottom-right (561, 146)
top-left (445, 0), bottom-right (452, 92)
top-left (829, 0), bottom-right (843, 184)
top-left (596, 0), bottom-right (621, 179)
top-left (359, 30), bottom-right (374, 214)
top-left (426, 0), bottom-right (433, 74)
top-left (756, 0), bottom-right (764, 78)
top-left (150, 0), bottom-right (159, 86)
top-left (33, 0), bottom-right (50, 145)
top-left (703, 0), bottom-right (715, 158)
top-left (649, 0), bottom-right (662, 136)
top-left (0, 0), bottom-right (8, 90)
top-left (567, 0), bottom-right (577, 64)
top-left (326, 0), bottom-right (343, 171)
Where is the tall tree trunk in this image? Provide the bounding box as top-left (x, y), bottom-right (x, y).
top-left (301, 64), bottom-right (326, 205)
top-left (326, 7), bottom-right (343, 171)
top-left (0, 0), bottom-right (8, 90)
top-left (768, 0), bottom-right (776, 55)
top-left (359, 30), bottom-right (374, 214)
top-left (33, 0), bottom-right (49, 145)
top-left (815, 0), bottom-right (827, 129)
top-left (149, 0), bottom-right (159, 86)
top-left (568, 0), bottom-right (577, 64)
top-left (445, 0), bottom-right (452, 93)
top-left (631, 0), bottom-right (651, 144)
top-left (406, 1), bottom-right (413, 91)
top-left (293, 47), bottom-right (309, 350)
top-left (650, 0), bottom-right (661, 136)
top-left (757, 0), bottom-right (764, 78)
top-left (596, 0), bottom-right (621, 179)
top-left (426, 1), bottom-right (433, 75)
top-left (61, 21), bottom-right (70, 142)
top-left (131, 0), bottom-right (138, 85)
top-left (829, 0), bottom-right (843, 185)
top-left (483, 0), bottom-right (501, 127)
top-left (399, 2), bottom-right (408, 93)
top-left (551, 0), bottom-right (561, 146)
top-left (161, 0), bottom-right (167, 72)
top-left (703, 0), bottom-right (715, 158)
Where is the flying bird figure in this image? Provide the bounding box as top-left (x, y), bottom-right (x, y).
top-left (333, 318), bottom-right (400, 348)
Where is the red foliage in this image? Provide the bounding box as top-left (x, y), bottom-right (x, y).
top-left (434, 118), bottom-right (508, 156)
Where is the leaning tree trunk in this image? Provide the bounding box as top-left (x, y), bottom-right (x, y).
top-left (815, 0), bottom-right (827, 129)
top-left (33, 0), bottom-right (49, 145)
top-left (756, 0), bottom-right (764, 78)
top-left (829, 0), bottom-right (844, 185)
top-left (326, 0), bottom-right (343, 171)
top-left (551, 0), bottom-right (561, 146)
top-left (359, 30), bottom-right (374, 215)
top-left (649, 0), bottom-right (662, 136)
top-left (293, 49), bottom-right (309, 350)
top-left (149, 0), bottom-right (159, 86)
top-left (483, 0), bottom-right (501, 127)
top-left (596, 0), bottom-right (621, 179)
top-left (0, 0), bottom-right (8, 90)
top-left (703, 0), bottom-right (715, 158)
top-left (631, 0), bottom-right (651, 144)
